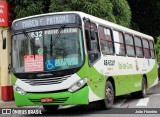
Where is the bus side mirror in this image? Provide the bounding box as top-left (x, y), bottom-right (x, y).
top-left (3, 37), bottom-right (6, 49)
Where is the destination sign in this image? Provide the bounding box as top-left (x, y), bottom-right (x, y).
top-left (12, 14), bottom-right (76, 31)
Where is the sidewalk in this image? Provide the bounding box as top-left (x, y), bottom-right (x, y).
top-left (0, 100), bottom-right (17, 108)
top-left (0, 100), bottom-right (42, 109)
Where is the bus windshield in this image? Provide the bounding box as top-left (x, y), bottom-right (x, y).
top-left (12, 27), bottom-right (84, 73)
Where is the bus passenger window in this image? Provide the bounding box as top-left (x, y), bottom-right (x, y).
top-left (142, 39), bottom-right (150, 58)
top-left (134, 36), bottom-right (143, 58)
top-left (124, 33), bottom-right (135, 57)
top-left (149, 40), bottom-right (155, 58)
top-left (113, 30), bottom-right (125, 56)
top-left (99, 26), bottom-right (114, 55)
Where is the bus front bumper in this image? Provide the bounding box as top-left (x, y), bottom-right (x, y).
top-left (14, 86), bottom-right (89, 106)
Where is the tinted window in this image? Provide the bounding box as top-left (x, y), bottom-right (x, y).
top-left (85, 22), bottom-right (100, 65)
top-left (125, 33), bottom-right (135, 57)
top-left (113, 30), bottom-right (125, 56)
top-left (99, 26), bottom-right (114, 55)
top-left (149, 40), bottom-right (155, 58)
top-left (134, 36), bottom-right (143, 57)
top-left (142, 39), bottom-right (150, 58)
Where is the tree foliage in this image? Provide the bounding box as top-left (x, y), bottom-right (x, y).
top-left (8, 0), bottom-right (50, 19)
top-left (49, 0), bottom-right (116, 23)
top-left (8, 0), bottom-right (131, 27)
top-left (49, 0), bottom-right (131, 27)
top-left (110, 0), bottom-right (131, 27)
top-left (155, 36), bottom-right (160, 61)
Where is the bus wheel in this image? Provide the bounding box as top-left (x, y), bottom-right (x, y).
top-left (43, 105), bottom-right (59, 111)
top-left (139, 77), bottom-right (147, 98)
top-left (101, 81), bottom-right (114, 109)
top-left (131, 77), bottom-right (147, 98)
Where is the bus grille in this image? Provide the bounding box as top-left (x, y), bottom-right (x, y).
top-left (28, 97), bottom-right (69, 104)
top-left (21, 75), bottom-right (71, 86)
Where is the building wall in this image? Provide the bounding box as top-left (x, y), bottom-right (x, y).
top-left (0, 28), bottom-right (1, 100)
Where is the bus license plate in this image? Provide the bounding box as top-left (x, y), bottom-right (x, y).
top-left (40, 98), bottom-right (53, 103)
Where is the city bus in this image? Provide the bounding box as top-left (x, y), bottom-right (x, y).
top-left (11, 11), bottom-right (158, 111)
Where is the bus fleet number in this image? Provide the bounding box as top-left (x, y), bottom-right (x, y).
top-left (104, 60), bottom-right (115, 66)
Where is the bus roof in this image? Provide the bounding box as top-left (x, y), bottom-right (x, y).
top-left (12, 11), bottom-right (153, 40)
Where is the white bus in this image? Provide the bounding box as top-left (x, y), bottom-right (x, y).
top-left (11, 11), bottom-right (158, 111)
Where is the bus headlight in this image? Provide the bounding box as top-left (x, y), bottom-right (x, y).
top-left (13, 85), bottom-right (26, 95)
top-left (68, 78), bottom-right (87, 93)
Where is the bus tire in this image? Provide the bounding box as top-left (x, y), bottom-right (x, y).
top-left (43, 105), bottom-right (59, 111)
top-left (101, 81), bottom-right (114, 109)
top-left (138, 77), bottom-right (147, 98)
top-left (131, 77), bottom-right (147, 98)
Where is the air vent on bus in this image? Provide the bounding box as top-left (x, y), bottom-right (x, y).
top-left (21, 75), bottom-right (71, 86)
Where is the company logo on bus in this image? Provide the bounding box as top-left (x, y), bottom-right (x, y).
top-left (37, 73), bottom-right (53, 77)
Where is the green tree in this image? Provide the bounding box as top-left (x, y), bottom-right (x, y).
top-left (110, 0), bottom-right (131, 27)
top-left (49, 0), bottom-right (131, 27)
top-left (8, 0), bottom-right (50, 19)
top-left (49, 0), bottom-right (116, 23)
top-left (155, 36), bottom-right (160, 61)
top-left (9, 0), bottom-right (131, 27)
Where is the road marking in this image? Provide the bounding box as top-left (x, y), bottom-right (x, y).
top-left (59, 105), bottom-right (76, 109)
top-left (136, 97), bottom-right (149, 106)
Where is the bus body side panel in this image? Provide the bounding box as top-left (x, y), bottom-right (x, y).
top-left (77, 54), bottom-right (158, 101)
top-left (146, 62), bottom-right (158, 88)
top-left (77, 56), bottom-right (106, 102)
top-left (113, 74), bottom-right (142, 96)
top-left (93, 55), bottom-right (158, 97)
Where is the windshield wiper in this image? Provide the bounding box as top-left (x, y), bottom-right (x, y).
top-left (50, 24), bottom-right (65, 46)
top-left (50, 25), bottom-right (65, 55)
top-left (50, 34), bottom-right (53, 56)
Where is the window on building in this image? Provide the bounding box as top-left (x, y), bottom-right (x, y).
top-left (124, 33), bottom-right (135, 57)
top-left (99, 26), bottom-right (114, 55)
top-left (113, 30), bottom-right (125, 56)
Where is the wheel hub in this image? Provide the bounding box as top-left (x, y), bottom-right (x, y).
top-left (106, 87), bottom-right (113, 103)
